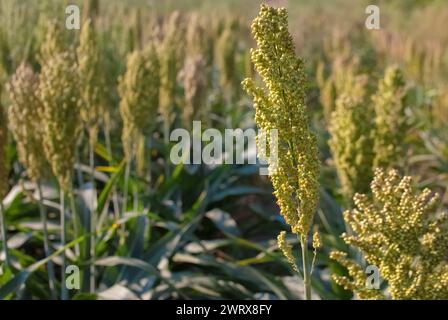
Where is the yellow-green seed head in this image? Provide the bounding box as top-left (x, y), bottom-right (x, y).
top-left (372, 66), bottom-right (407, 170)
top-left (39, 52), bottom-right (82, 192)
top-left (242, 5), bottom-right (320, 235)
top-left (332, 169), bottom-right (448, 299)
top-left (119, 48), bottom-right (160, 174)
top-left (329, 91), bottom-right (374, 203)
top-left (7, 63), bottom-right (47, 182)
top-left (39, 19), bottom-right (66, 64)
top-left (277, 231), bottom-right (298, 273)
top-left (77, 19), bottom-right (102, 144)
top-left (216, 25), bottom-right (237, 92)
top-left (182, 55), bottom-right (207, 128)
top-left (158, 12), bottom-right (185, 119)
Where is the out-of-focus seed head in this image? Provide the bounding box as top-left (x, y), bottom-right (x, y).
top-left (39, 52), bottom-right (82, 192)
top-left (329, 86), bottom-right (375, 204)
top-left (39, 19), bottom-right (66, 64)
top-left (372, 66), bottom-right (407, 170)
top-left (7, 63), bottom-right (48, 182)
top-left (158, 11), bottom-right (185, 120)
top-left (77, 19), bottom-right (102, 145)
top-left (119, 47), bottom-right (160, 174)
top-left (216, 24), bottom-right (237, 93)
top-left (182, 55), bottom-right (207, 128)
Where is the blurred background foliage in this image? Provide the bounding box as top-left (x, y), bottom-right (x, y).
top-left (0, 0), bottom-right (447, 300)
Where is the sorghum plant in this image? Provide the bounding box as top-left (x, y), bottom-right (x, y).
top-left (372, 66), bottom-right (408, 170)
top-left (7, 63), bottom-right (56, 297)
top-left (39, 52), bottom-right (82, 299)
top-left (242, 5), bottom-right (320, 300)
top-left (77, 19), bottom-right (103, 292)
top-left (331, 169), bottom-right (448, 299)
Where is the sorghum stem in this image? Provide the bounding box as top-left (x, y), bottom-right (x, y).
top-left (0, 202), bottom-right (10, 268)
top-left (103, 120), bottom-right (120, 221)
top-left (89, 141), bottom-right (96, 293)
top-left (37, 183), bottom-right (56, 299)
top-left (60, 189), bottom-right (68, 300)
top-left (300, 234), bottom-right (311, 300)
top-left (163, 118), bottom-right (170, 178)
top-left (120, 160), bottom-right (131, 245)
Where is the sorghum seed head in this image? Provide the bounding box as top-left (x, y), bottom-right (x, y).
top-left (119, 47), bottom-right (160, 174)
top-left (242, 4), bottom-right (320, 236)
top-left (7, 63), bottom-right (47, 182)
top-left (332, 169), bottom-right (448, 299)
top-left (39, 52), bottom-right (82, 192)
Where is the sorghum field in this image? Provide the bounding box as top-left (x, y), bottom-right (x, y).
top-left (0, 0), bottom-right (448, 301)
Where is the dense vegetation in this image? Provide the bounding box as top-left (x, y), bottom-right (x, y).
top-left (0, 0), bottom-right (447, 300)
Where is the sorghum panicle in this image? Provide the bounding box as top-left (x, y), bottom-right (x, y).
top-left (331, 168), bottom-right (448, 299)
top-left (182, 55), bottom-right (207, 128)
top-left (77, 19), bottom-right (102, 145)
top-left (39, 19), bottom-right (66, 64)
top-left (7, 63), bottom-right (47, 182)
top-left (216, 23), bottom-right (237, 93)
top-left (159, 12), bottom-right (185, 119)
top-left (372, 66), bottom-right (407, 170)
top-left (329, 83), bottom-right (374, 203)
top-left (242, 5), bottom-right (320, 236)
top-left (39, 52), bottom-right (82, 192)
top-left (119, 47), bottom-right (160, 174)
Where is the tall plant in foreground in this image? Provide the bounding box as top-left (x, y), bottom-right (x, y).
top-left (242, 5), bottom-right (320, 300)
top-left (39, 52), bottom-right (82, 299)
top-left (331, 169), bottom-right (448, 299)
top-left (7, 64), bottom-right (57, 298)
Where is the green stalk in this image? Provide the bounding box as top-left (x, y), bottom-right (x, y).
top-left (163, 118), bottom-right (170, 178)
top-left (88, 141), bottom-right (96, 293)
top-left (0, 201), bottom-right (10, 268)
top-left (120, 160), bottom-right (131, 245)
top-left (37, 183), bottom-right (56, 299)
top-left (60, 189), bottom-right (68, 300)
top-left (300, 234), bottom-right (311, 300)
top-left (103, 120), bottom-right (120, 220)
